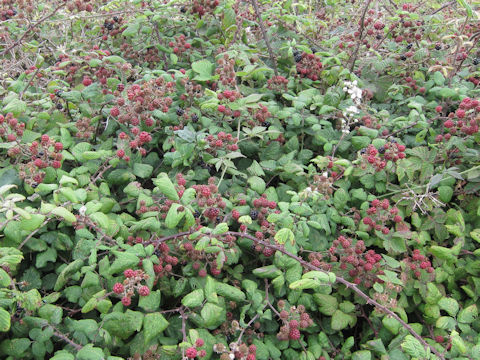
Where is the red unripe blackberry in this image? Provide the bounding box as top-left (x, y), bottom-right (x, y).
top-left (218, 105), bottom-right (226, 113)
top-left (82, 77), bottom-right (92, 86)
top-left (195, 338), bottom-right (204, 348)
top-left (52, 161), bottom-right (62, 169)
top-left (110, 107), bottom-right (120, 117)
top-left (198, 269), bottom-right (207, 277)
top-left (363, 217), bottom-right (372, 225)
top-left (124, 269), bottom-right (135, 278)
top-left (456, 109), bottom-right (466, 118)
top-left (113, 282), bottom-right (124, 294)
top-left (434, 335), bottom-right (444, 343)
top-left (288, 328), bottom-right (301, 340)
top-left (34, 159), bottom-right (43, 168)
top-left (121, 296), bottom-right (131, 306)
top-left (289, 320), bottom-right (299, 329)
top-left (435, 105), bottom-right (442, 113)
top-left (138, 286), bottom-right (150, 296)
top-left (444, 119), bottom-right (454, 128)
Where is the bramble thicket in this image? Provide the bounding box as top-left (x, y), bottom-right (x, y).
top-left (0, 0), bottom-right (480, 359)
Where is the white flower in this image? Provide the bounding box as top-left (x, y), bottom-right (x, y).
top-left (346, 105), bottom-right (359, 114)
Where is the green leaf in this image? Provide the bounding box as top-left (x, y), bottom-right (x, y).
top-left (430, 246), bottom-right (456, 262)
top-left (122, 22), bottom-right (140, 37)
top-left (165, 203), bottom-right (185, 229)
top-left (133, 163), bottom-right (153, 178)
top-left (458, 304), bottom-right (478, 323)
top-left (153, 173), bottom-right (179, 200)
top-left (215, 282), bottom-right (246, 302)
top-left (248, 176), bottom-right (266, 194)
top-left (138, 288), bottom-right (160, 312)
top-left (191, 59), bottom-right (214, 81)
top-left (38, 304), bottom-right (63, 325)
top-left (0, 338), bottom-right (31, 357)
top-left (54, 259), bottom-right (83, 291)
top-left (0, 268), bottom-right (11, 287)
top-left (438, 297), bottom-right (459, 316)
top-left (201, 302), bottom-right (224, 328)
top-left (50, 206), bottom-right (77, 223)
top-left (352, 350), bottom-right (372, 360)
top-left (50, 351), bottom-right (75, 360)
top-left (182, 289), bottom-right (205, 308)
top-left (76, 345), bottom-right (105, 360)
top-left (274, 228), bottom-right (295, 245)
top-left (438, 186), bottom-right (453, 203)
top-left (313, 294), bottom-right (338, 315)
top-left (289, 278), bottom-right (321, 290)
top-left (253, 265), bottom-right (282, 278)
top-left (331, 309), bottom-right (354, 331)
top-left (0, 308), bottom-right (11, 332)
top-left (3, 98), bottom-right (26, 116)
top-left (104, 55), bottom-right (126, 63)
top-left (143, 312), bottom-right (169, 344)
top-left (401, 335), bottom-right (426, 358)
top-left (109, 251), bottom-right (140, 275)
top-left (456, 0), bottom-right (476, 18)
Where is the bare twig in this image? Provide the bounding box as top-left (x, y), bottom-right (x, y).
top-left (431, 1), bottom-right (456, 15)
top-left (50, 326), bottom-right (83, 351)
top-left (250, 0), bottom-right (278, 76)
top-left (349, 0), bottom-right (373, 72)
top-left (0, 3), bottom-right (67, 57)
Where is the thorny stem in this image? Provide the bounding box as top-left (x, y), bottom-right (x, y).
top-left (49, 325), bottom-right (83, 351)
top-left (250, 0), bottom-right (278, 76)
top-left (379, 164), bottom-right (480, 199)
top-left (349, 0), bottom-right (373, 72)
top-left (431, 1), bottom-right (456, 15)
top-left (1, 3), bottom-right (67, 57)
top-left (448, 15), bottom-right (469, 86)
top-left (224, 231), bottom-right (446, 360)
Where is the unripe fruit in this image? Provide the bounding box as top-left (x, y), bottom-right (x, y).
top-left (444, 119), bottom-right (454, 128)
top-left (113, 282), bottom-right (124, 294)
top-left (124, 269), bottom-right (135, 278)
top-left (138, 286), bottom-right (150, 296)
top-left (121, 296), bottom-right (131, 306)
top-left (186, 347), bottom-right (197, 358)
top-left (196, 338), bottom-right (204, 347)
top-left (289, 328), bottom-right (301, 340)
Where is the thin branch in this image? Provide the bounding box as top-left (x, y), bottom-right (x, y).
top-left (224, 231), bottom-right (445, 360)
top-left (431, 1), bottom-right (456, 15)
top-left (151, 230), bottom-right (195, 252)
top-left (50, 326), bottom-right (83, 351)
top-left (250, 0), bottom-right (278, 76)
top-left (349, 0), bottom-right (373, 72)
top-left (0, 3), bottom-right (66, 57)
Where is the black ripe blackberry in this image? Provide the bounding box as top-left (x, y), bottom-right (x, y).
top-left (250, 210), bottom-right (259, 220)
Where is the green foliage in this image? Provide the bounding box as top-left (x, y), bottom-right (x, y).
top-left (0, 0), bottom-right (480, 359)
